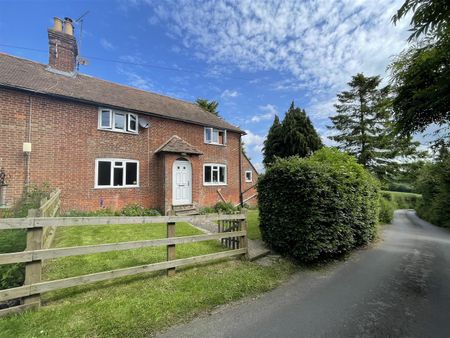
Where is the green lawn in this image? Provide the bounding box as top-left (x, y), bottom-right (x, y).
top-left (247, 209), bottom-right (261, 240)
top-left (0, 220), bottom-right (295, 337)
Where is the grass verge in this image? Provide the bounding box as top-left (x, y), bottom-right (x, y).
top-left (0, 221), bottom-right (295, 337)
top-left (246, 209), bottom-right (261, 240)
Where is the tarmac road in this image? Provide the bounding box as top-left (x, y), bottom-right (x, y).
top-left (157, 210), bottom-right (450, 338)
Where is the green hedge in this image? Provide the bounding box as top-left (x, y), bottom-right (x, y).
top-left (258, 148), bottom-right (379, 263)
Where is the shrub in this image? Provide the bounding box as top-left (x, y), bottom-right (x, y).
top-left (120, 203), bottom-right (161, 216)
top-left (63, 209), bottom-right (117, 217)
top-left (379, 198), bottom-right (395, 224)
top-left (12, 183), bottom-right (53, 218)
top-left (258, 148), bottom-right (379, 263)
top-left (213, 201), bottom-right (238, 214)
top-left (381, 191), bottom-right (422, 210)
top-left (199, 206), bottom-right (216, 215)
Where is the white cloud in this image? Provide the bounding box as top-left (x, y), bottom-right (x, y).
top-left (221, 89), bottom-right (240, 98)
top-left (147, 0), bottom-right (409, 118)
top-left (100, 38), bottom-right (116, 50)
top-left (250, 104), bottom-right (278, 123)
top-left (242, 129), bottom-right (265, 153)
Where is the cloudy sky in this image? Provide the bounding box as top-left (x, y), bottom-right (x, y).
top-left (0, 0), bottom-right (412, 171)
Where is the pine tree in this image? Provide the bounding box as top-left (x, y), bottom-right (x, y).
top-left (196, 98), bottom-right (219, 116)
top-left (282, 102), bottom-right (323, 158)
top-left (263, 103), bottom-right (323, 166)
top-left (263, 115), bottom-right (283, 166)
top-left (329, 73), bottom-right (421, 180)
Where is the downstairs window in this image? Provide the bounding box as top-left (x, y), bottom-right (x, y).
top-left (95, 159), bottom-right (139, 188)
top-left (204, 164), bottom-right (227, 185)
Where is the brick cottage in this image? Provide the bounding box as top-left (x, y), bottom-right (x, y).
top-left (0, 17), bottom-right (258, 214)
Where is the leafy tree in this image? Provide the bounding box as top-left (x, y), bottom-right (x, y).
top-left (282, 102), bottom-right (323, 158)
top-left (263, 103), bottom-right (322, 166)
top-left (391, 0), bottom-right (450, 137)
top-left (263, 115), bottom-right (283, 166)
top-left (329, 73), bottom-right (421, 180)
top-left (196, 98), bottom-right (219, 116)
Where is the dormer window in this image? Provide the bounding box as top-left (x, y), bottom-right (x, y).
top-left (204, 127), bottom-right (227, 145)
top-left (98, 108), bottom-right (138, 134)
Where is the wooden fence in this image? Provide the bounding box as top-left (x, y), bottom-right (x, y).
top-left (0, 213), bottom-right (248, 317)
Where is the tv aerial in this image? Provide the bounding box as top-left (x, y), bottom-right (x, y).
top-left (75, 10), bottom-right (90, 70)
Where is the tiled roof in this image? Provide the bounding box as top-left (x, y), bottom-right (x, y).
top-left (155, 135), bottom-right (203, 155)
top-left (0, 53), bottom-right (243, 133)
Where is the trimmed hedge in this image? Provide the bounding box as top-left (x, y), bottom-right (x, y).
top-left (258, 148), bottom-right (379, 263)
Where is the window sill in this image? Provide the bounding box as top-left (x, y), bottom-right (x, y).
top-left (97, 128), bottom-right (138, 135)
top-left (94, 185), bottom-right (140, 189)
top-left (203, 183), bottom-right (227, 187)
top-left (245, 180), bottom-right (253, 183)
top-left (204, 142), bottom-right (227, 147)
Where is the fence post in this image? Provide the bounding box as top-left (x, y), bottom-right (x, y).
top-left (166, 221), bottom-right (176, 277)
top-left (239, 218), bottom-right (249, 260)
top-left (23, 216), bottom-right (43, 308)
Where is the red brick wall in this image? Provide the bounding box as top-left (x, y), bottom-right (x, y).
top-left (0, 88), bottom-right (242, 213)
top-left (241, 152), bottom-right (259, 207)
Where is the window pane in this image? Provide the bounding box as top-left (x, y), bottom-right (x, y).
top-left (204, 165), bottom-right (211, 183)
top-left (219, 166), bottom-right (226, 183)
top-left (212, 168), bottom-right (218, 182)
top-left (205, 128), bottom-right (211, 143)
top-left (128, 114), bottom-right (137, 132)
top-left (114, 167), bottom-right (124, 186)
top-left (97, 161), bottom-right (111, 186)
top-left (246, 171), bottom-right (252, 181)
top-left (212, 129), bottom-right (219, 143)
top-left (126, 162), bottom-right (138, 185)
top-left (115, 113), bottom-right (125, 130)
top-left (101, 110), bottom-right (111, 128)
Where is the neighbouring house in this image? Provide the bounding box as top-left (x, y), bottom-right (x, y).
top-left (0, 17), bottom-right (258, 214)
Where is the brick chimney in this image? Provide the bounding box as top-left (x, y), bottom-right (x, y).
top-left (48, 17), bottom-right (78, 73)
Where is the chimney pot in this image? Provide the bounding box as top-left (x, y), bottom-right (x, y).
top-left (63, 17), bottom-right (74, 36)
top-left (53, 17), bottom-right (63, 32)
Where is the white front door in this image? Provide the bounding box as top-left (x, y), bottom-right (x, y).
top-left (172, 160), bottom-right (192, 205)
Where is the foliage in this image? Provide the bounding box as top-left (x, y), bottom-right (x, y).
top-left (199, 206), bottom-right (216, 215)
top-left (0, 229), bottom-right (27, 290)
top-left (263, 102), bottom-right (322, 166)
top-left (63, 204), bottom-right (161, 217)
top-left (120, 203), bottom-right (161, 216)
top-left (391, 0), bottom-right (450, 137)
top-left (213, 201), bottom-right (239, 214)
top-left (263, 115), bottom-right (284, 166)
top-left (379, 198), bottom-right (395, 224)
top-left (328, 73), bottom-right (422, 181)
top-left (415, 152), bottom-right (450, 227)
top-left (12, 182), bottom-right (53, 218)
top-left (392, 0), bottom-right (450, 42)
top-left (258, 148), bottom-right (380, 263)
top-left (196, 98), bottom-right (219, 116)
top-left (382, 191), bottom-right (422, 210)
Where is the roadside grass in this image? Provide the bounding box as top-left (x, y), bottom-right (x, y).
top-left (0, 220), bottom-right (296, 337)
top-left (246, 209), bottom-right (261, 240)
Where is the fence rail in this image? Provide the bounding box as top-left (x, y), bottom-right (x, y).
top-left (0, 213), bottom-right (248, 317)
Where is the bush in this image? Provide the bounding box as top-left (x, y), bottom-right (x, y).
top-left (415, 156), bottom-right (450, 228)
top-left (258, 148), bottom-right (379, 263)
top-left (12, 183), bottom-right (53, 218)
top-left (379, 198), bottom-right (395, 224)
top-left (213, 202), bottom-right (239, 214)
top-left (120, 204), bottom-right (161, 216)
top-left (199, 206), bottom-right (216, 214)
top-left (63, 209), bottom-right (117, 217)
top-left (381, 191), bottom-right (422, 210)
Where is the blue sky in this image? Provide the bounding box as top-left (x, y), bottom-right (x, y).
top-left (1, 0), bottom-right (414, 170)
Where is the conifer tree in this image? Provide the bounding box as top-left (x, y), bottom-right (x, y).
top-left (263, 115), bottom-right (283, 166)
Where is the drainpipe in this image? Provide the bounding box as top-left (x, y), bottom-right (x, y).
top-left (24, 96), bottom-right (33, 192)
top-left (239, 134), bottom-right (243, 207)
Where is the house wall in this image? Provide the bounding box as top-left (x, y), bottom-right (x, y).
top-left (241, 153), bottom-right (259, 207)
top-left (0, 88), bottom-right (242, 213)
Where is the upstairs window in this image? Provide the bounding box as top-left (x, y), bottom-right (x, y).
top-left (204, 164), bottom-right (227, 185)
top-left (245, 170), bottom-right (253, 183)
top-left (204, 127), bottom-right (227, 145)
top-left (95, 159), bottom-right (139, 188)
top-left (98, 108), bottom-right (138, 134)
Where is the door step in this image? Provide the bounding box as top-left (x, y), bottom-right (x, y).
top-left (172, 204), bottom-right (199, 216)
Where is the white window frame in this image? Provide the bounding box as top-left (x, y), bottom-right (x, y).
top-left (204, 127), bottom-right (227, 145)
top-left (245, 170), bottom-right (253, 183)
top-left (98, 108), bottom-right (138, 134)
top-left (95, 158), bottom-right (140, 188)
top-left (203, 163), bottom-right (227, 186)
